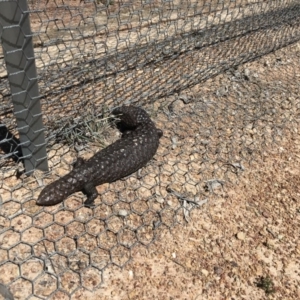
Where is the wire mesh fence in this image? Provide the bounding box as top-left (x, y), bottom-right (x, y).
top-left (0, 0), bottom-right (300, 299)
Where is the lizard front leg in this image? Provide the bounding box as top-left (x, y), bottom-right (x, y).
top-left (82, 183), bottom-right (98, 207)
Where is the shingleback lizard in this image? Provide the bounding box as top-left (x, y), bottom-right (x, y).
top-left (36, 105), bottom-right (163, 207)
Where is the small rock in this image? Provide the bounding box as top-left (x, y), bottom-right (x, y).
top-left (201, 139), bottom-right (210, 145)
top-left (179, 93), bottom-right (192, 104)
top-left (156, 198), bottom-right (165, 204)
top-left (201, 269), bottom-right (209, 276)
top-left (278, 234), bottom-right (284, 240)
top-left (230, 261), bottom-right (238, 268)
top-left (231, 162), bottom-right (245, 171)
top-left (259, 228), bottom-right (268, 236)
top-left (237, 231), bottom-right (246, 240)
top-left (167, 200), bottom-right (173, 206)
top-left (216, 86), bottom-right (228, 97)
top-left (171, 136), bottom-right (178, 150)
top-left (204, 179), bottom-right (225, 192)
top-left (170, 99), bottom-right (185, 114)
top-left (128, 270), bottom-right (134, 279)
top-left (118, 210), bottom-right (128, 217)
top-left (214, 266), bottom-right (223, 275)
top-left (244, 68), bottom-right (250, 80)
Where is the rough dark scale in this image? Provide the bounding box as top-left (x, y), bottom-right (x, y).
top-left (36, 106), bottom-right (163, 207)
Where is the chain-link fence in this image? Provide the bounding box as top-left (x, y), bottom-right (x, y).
top-left (0, 0), bottom-right (300, 299)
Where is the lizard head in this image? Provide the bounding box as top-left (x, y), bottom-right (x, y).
top-left (36, 182), bottom-right (66, 206)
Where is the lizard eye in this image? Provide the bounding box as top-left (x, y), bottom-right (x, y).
top-left (157, 129), bottom-right (163, 138)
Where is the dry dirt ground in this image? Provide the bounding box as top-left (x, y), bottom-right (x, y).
top-left (68, 43), bottom-right (300, 300)
top-left (0, 40), bottom-right (299, 300)
top-left (1, 1), bottom-right (300, 298)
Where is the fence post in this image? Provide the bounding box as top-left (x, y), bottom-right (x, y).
top-left (0, 0), bottom-right (48, 174)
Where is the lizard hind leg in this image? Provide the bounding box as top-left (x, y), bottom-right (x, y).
top-left (82, 183), bottom-right (98, 208)
top-left (73, 157), bottom-right (85, 169)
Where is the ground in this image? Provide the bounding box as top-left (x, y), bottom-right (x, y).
top-left (71, 42), bottom-right (300, 300)
top-left (0, 2), bottom-right (299, 300)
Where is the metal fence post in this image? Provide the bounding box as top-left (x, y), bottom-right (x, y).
top-left (0, 0), bottom-right (48, 174)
